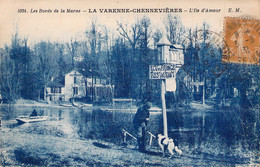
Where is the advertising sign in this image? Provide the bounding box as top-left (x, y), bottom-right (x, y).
top-left (149, 64), bottom-right (175, 79)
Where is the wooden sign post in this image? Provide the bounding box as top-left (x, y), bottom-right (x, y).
top-left (150, 63), bottom-right (175, 138)
top-left (150, 37), bottom-right (171, 138)
top-left (161, 79), bottom-right (168, 137)
top-left (149, 70), bottom-right (169, 137)
top-left (149, 36), bottom-right (184, 138)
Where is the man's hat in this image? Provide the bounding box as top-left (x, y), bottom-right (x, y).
top-left (144, 102), bottom-right (152, 109)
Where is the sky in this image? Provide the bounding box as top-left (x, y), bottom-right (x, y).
top-left (0, 0), bottom-right (259, 47)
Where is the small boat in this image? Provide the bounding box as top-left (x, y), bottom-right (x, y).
top-left (82, 103), bottom-right (93, 107)
top-left (73, 102), bottom-right (93, 108)
top-left (16, 116), bottom-right (48, 124)
top-left (60, 103), bottom-right (73, 107)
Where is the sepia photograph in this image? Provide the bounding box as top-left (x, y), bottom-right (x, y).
top-left (0, 0), bottom-right (259, 166)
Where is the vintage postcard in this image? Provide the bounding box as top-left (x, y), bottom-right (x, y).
top-left (0, 0), bottom-right (259, 166)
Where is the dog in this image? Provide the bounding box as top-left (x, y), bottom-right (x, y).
top-left (157, 134), bottom-right (182, 158)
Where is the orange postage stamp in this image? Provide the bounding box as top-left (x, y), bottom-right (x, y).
top-left (223, 17), bottom-right (260, 65)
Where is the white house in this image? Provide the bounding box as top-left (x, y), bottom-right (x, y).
top-left (64, 70), bottom-right (86, 101)
top-left (45, 69), bottom-right (112, 102)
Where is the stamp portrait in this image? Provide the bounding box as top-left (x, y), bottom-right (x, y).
top-left (223, 17), bottom-right (260, 65)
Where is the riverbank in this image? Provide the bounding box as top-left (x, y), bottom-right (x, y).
top-left (1, 99), bottom-right (259, 166)
top-left (1, 120), bottom-right (257, 166)
top-left (2, 98), bottom-right (214, 112)
top-left (0, 99), bottom-right (96, 110)
top-left (1, 99), bottom-right (60, 108)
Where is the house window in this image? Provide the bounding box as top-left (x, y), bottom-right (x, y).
top-left (74, 77), bottom-right (77, 84)
top-left (51, 87), bottom-right (61, 94)
top-left (73, 87), bottom-right (78, 95)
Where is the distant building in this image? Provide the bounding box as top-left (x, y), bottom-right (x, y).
top-left (157, 37), bottom-right (184, 66)
top-left (45, 69), bottom-right (113, 102)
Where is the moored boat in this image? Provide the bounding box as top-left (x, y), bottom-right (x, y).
top-left (16, 116), bottom-right (48, 124)
top-left (73, 102), bottom-right (93, 108)
top-left (60, 103), bottom-right (73, 107)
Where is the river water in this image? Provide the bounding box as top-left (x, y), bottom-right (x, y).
top-left (0, 105), bottom-right (259, 164)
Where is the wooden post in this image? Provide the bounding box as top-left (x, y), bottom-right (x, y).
top-left (123, 131), bottom-right (127, 143)
top-left (202, 83), bottom-right (205, 105)
top-left (44, 85), bottom-right (46, 101)
top-left (147, 131), bottom-right (156, 146)
top-left (161, 79), bottom-right (168, 138)
top-left (122, 129), bottom-right (137, 141)
top-left (149, 135), bottom-right (153, 146)
top-left (91, 70), bottom-right (94, 102)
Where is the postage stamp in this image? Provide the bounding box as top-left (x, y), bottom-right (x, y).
top-left (223, 17), bottom-right (260, 65)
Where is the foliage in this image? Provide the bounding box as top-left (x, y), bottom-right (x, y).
top-left (0, 15), bottom-right (259, 109)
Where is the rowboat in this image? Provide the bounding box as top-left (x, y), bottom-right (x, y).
top-left (73, 102), bottom-right (93, 108)
top-left (16, 116), bottom-right (48, 124)
top-left (60, 103), bottom-right (73, 107)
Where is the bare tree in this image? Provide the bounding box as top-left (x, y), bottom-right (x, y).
top-left (99, 25), bottom-right (112, 80)
top-left (33, 41), bottom-right (61, 99)
top-left (85, 20), bottom-right (103, 72)
top-left (164, 15), bottom-right (186, 44)
top-left (139, 16), bottom-right (152, 100)
top-left (116, 19), bottom-right (143, 98)
top-left (153, 28), bottom-right (163, 47)
top-left (0, 48), bottom-right (20, 100)
top-left (67, 39), bottom-right (79, 69)
top-left (117, 20), bottom-right (142, 52)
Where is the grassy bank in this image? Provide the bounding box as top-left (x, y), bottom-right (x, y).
top-left (0, 119), bottom-right (257, 167)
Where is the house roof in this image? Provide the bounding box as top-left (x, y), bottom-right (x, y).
top-left (74, 68), bottom-right (107, 79)
top-left (157, 36), bottom-right (172, 46)
top-left (157, 37), bottom-right (184, 50)
top-left (46, 68), bottom-right (107, 88)
top-left (46, 76), bottom-right (65, 87)
top-left (171, 44), bottom-right (183, 49)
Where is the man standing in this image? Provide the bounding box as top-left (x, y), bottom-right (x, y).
top-left (133, 102), bottom-right (152, 152)
top-left (30, 109), bottom-right (37, 117)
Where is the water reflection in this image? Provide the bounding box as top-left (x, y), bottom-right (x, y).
top-left (0, 105), bottom-right (258, 159)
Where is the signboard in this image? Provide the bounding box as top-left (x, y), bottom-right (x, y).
top-left (166, 78), bottom-right (176, 92)
top-left (190, 81), bottom-right (204, 91)
top-left (149, 64), bottom-right (175, 79)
